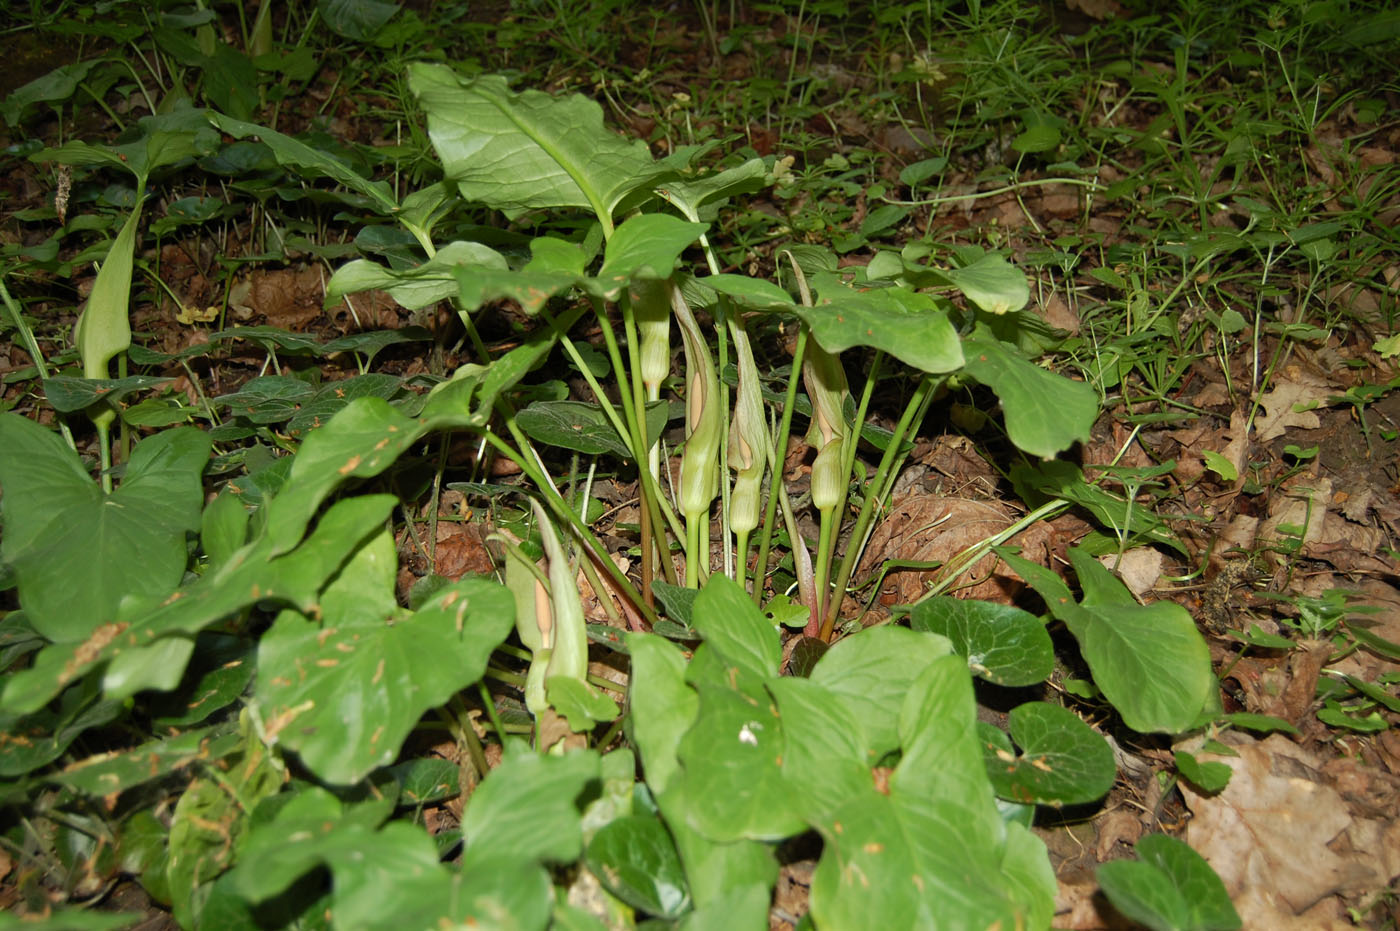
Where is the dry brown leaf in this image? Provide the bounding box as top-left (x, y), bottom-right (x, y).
top-left (1255, 368), bottom-right (1335, 442)
top-left (1182, 734), bottom-right (1380, 916)
top-left (858, 494), bottom-right (1053, 604)
top-left (1097, 547), bottom-right (1162, 598)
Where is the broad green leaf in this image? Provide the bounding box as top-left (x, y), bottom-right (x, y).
top-left (55, 726), bottom-right (239, 796)
top-left (803, 273), bottom-right (964, 374)
top-left (624, 633), bottom-right (698, 794)
top-left (1175, 750), bottom-right (1233, 793)
top-left (1011, 459), bottom-right (1184, 553)
top-left (546, 676), bottom-right (621, 732)
top-left (808, 790), bottom-right (1044, 931)
top-left (998, 548), bottom-right (1214, 733)
top-left (148, 632), bottom-right (252, 725)
top-left (461, 749), bottom-right (600, 869)
top-left (389, 757), bottom-right (461, 806)
top-left (284, 374), bottom-right (404, 438)
top-left (44, 375), bottom-right (172, 412)
top-left (674, 685), bottom-right (804, 842)
top-left (894, 655), bottom-right (1000, 817)
top-left (1, 494), bottom-right (394, 714)
top-left (2, 60), bottom-right (101, 127)
top-left (327, 240), bottom-right (508, 310)
top-left (675, 883), bottom-right (770, 931)
top-left (74, 201), bottom-right (142, 382)
top-left (234, 792), bottom-right (531, 931)
top-left (319, 0), bottom-right (402, 42)
top-left (595, 214), bottom-right (705, 291)
top-left (585, 814), bottom-right (691, 918)
top-left (36, 108), bottom-right (220, 184)
top-left (809, 654), bottom-right (1054, 930)
top-left (0, 679), bottom-right (122, 777)
top-left (0, 415), bottom-right (209, 642)
top-left (810, 625), bottom-right (952, 757)
top-left (256, 534), bottom-right (517, 784)
top-left (938, 252), bottom-right (1031, 315)
top-left (1098, 833), bottom-right (1240, 931)
top-left (395, 181), bottom-right (456, 243)
top-left (207, 111), bottom-right (397, 213)
top-left (409, 66), bottom-right (672, 225)
top-left (265, 398), bottom-right (433, 555)
top-left (216, 375), bottom-right (316, 423)
top-left (689, 574), bottom-right (780, 683)
top-left (981, 702), bottom-right (1116, 806)
top-left (961, 334), bottom-right (1097, 457)
top-left (517, 398), bottom-right (668, 459)
top-left (910, 596), bottom-right (1054, 687)
top-left (767, 676), bottom-right (871, 823)
top-left (658, 157), bottom-right (769, 219)
top-left (453, 264), bottom-right (581, 313)
top-left (695, 273), bottom-right (794, 310)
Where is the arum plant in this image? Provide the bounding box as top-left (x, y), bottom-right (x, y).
top-left (33, 107), bottom-right (218, 487)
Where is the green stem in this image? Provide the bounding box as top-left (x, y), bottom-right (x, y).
top-left (813, 506), bottom-right (836, 632)
top-left (824, 375), bottom-right (940, 637)
top-left (751, 328), bottom-right (808, 603)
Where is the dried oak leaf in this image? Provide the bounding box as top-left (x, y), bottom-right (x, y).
top-left (1181, 734), bottom-right (1386, 921)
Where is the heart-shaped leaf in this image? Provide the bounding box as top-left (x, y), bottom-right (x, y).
top-left (981, 702), bottom-right (1116, 806)
top-left (909, 596), bottom-right (1054, 687)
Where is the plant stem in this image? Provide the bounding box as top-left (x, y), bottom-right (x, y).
top-left (823, 374), bottom-right (939, 640)
top-left (751, 328), bottom-right (808, 603)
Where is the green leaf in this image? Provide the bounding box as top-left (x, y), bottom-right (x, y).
top-left (1097, 834), bottom-right (1241, 931)
top-left (389, 757), bottom-right (461, 806)
top-left (674, 684), bottom-right (805, 842)
top-left (910, 596), bottom-right (1054, 687)
top-left (585, 814), bottom-right (691, 918)
top-left (546, 676), bottom-right (621, 732)
top-left (596, 213), bottom-right (705, 289)
top-left (808, 655), bottom-right (1056, 929)
top-left (3, 494), bottom-right (395, 714)
top-left (809, 625), bottom-right (952, 757)
top-left (36, 108), bottom-right (220, 184)
top-left (207, 111), bottom-right (397, 213)
top-left (1175, 750), bottom-right (1233, 793)
top-left (319, 0), bottom-right (402, 42)
top-left (408, 67), bottom-right (671, 224)
top-left (1010, 460), bottom-right (1183, 553)
top-left (326, 240), bottom-right (508, 310)
top-left (801, 274), bottom-right (964, 374)
top-left (265, 398), bottom-right (434, 555)
top-left (54, 726), bottom-right (239, 796)
top-left (0, 679), bottom-right (122, 777)
top-left (2, 60), bottom-right (101, 127)
top-left (147, 632), bottom-right (253, 725)
top-left (517, 399), bottom-right (667, 459)
top-left (690, 574), bottom-right (780, 683)
top-left (256, 533), bottom-right (517, 784)
top-left (767, 676), bottom-right (872, 822)
top-left (216, 375), bottom-right (316, 423)
top-left (624, 633), bottom-right (697, 794)
top-left (961, 335), bottom-right (1097, 457)
top-left (659, 157), bottom-right (769, 219)
top-left (939, 252), bottom-right (1030, 315)
top-left (998, 548), bottom-right (1214, 733)
top-left (44, 375), bottom-right (173, 412)
top-left (981, 702), bottom-right (1116, 806)
top-left (460, 748), bottom-right (601, 869)
top-left (0, 415), bottom-right (210, 642)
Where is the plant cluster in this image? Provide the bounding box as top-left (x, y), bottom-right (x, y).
top-left (2, 0), bottom-right (1397, 928)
